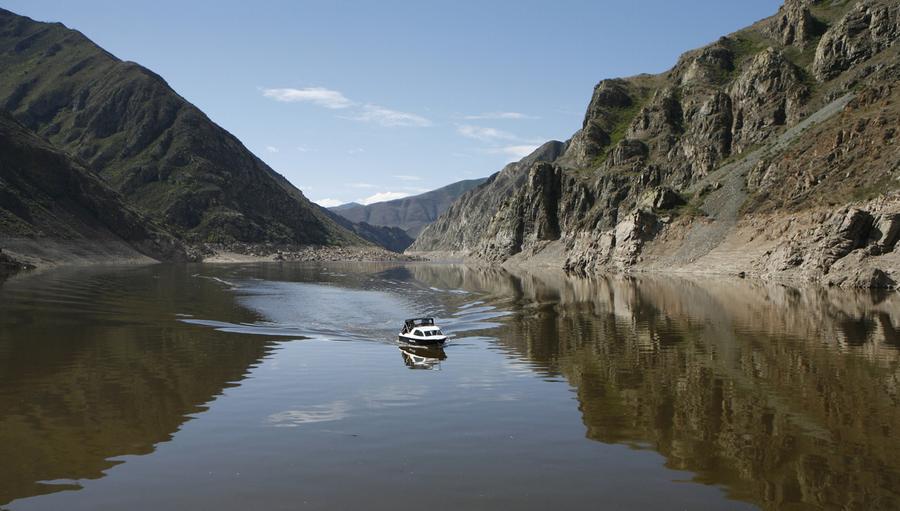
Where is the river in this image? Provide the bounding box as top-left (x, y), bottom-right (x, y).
top-left (1, 262), bottom-right (898, 510)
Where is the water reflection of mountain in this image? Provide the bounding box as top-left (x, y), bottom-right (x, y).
top-left (421, 268), bottom-right (900, 510)
top-left (0, 267), bottom-right (275, 506)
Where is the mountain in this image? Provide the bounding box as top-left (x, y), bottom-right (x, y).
top-left (329, 202), bottom-right (363, 212)
top-left (0, 110), bottom-right (187, 266)
top-left (330, 178), bottom-right (488, 237)
top-left (0, 8), bottom-right (363, 248)
top-left (323, 209), bottom-right (414, 253)
top-left (411, 0), bottom-right (900, 288)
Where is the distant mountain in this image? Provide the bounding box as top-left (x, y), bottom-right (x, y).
top-left (330, 178), bottom-right (488, 237)
top-left (0, 8), bottom-right (362, 247)
top-left (0, 110), bottom-right (187, 265)
top-left (329, 202), bottom-right (363, 212)
top-left (322, 208), bottom-right (414, 253)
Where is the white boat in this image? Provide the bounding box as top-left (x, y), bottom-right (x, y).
top-left (398, 317), bottom-right (447, 345)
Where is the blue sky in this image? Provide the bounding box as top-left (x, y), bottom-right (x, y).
top-left (4, 0), bottom-right (782, 206)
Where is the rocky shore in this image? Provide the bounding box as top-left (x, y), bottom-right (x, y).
top-left (198, 243), bottom-right (425, 263)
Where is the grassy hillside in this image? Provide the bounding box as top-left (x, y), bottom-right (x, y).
top-left (0, 8), bottom-right (362, 247)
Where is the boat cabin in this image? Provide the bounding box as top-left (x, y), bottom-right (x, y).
top-left (399, 317), bottom-right (447, 344)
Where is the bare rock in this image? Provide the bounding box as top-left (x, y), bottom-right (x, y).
top-left (868, 212), bottom-right (900, 253)
top-left (682, 91), bottom-right (733, 174)
top-left (562, 80), bottom-right (633, 168)
top-left (766, 0), bottom-right (823, 46)
top-left (813, 0), bottom-right (900, 81)
top-left (729, 48), bottom-right (808, 152)
top-left (817, 208), bottom-right (875, 270)
top-left (609, 139), bottom-right (648, 166)
top-left (842, 268), bottom-right (895, 288)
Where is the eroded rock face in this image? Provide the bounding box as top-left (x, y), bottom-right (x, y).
top-left (609, 139), bottom-right (648, 167)
top-left (674, 43), bottom-right (734, 87)
top-left (564, 209), bottom-right (659, 272)
top-left (729, 48), bottom-right (807, 152)
top-left (766, 0), bottom-right (823, 46)
top-left (813, 0), bottom-right (900, 80)
top-left (627, 88), bottom-right (682, 141)
top-left (682, 91), bottom-right (733, 175)
top-left (562, 80), bottom-right (633, 169)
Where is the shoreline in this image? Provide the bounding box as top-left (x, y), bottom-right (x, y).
top-left (3, 238), bottom-right (897, 290)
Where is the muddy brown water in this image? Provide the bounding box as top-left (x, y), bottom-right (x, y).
top-left (1, 262), bottom-right (898, 510)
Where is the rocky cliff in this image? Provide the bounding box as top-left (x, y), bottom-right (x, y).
top-left (0, 8), bottom-right (363, 248)
top-left (410, 0), bottom-right (900, 288)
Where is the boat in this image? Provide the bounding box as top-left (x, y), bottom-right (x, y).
top-left (398, 317), bottom-right (447, 345)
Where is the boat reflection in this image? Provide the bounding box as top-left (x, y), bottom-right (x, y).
top-left (399, 344), bottom-right (447, 370)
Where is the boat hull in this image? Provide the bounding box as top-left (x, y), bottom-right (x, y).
top-left (398, 334), bottom-right (447, 345)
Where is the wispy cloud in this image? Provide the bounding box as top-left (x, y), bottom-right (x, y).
top-left (262, 87), bottom-right (353, 109)
top-left (457, 124), bottom-right (517, 142)
top-left (262, 87), bottom-right (430, 128)
top-left (393, 174), bottom-right (421, 181)
top-left (313, 198), bottom-right (344, 208)
top-left (265, 145), bottom-right (279, 153)
top-left (463, 111), bottom-right (537, 120)
top-left (359, 191), bottom-right (410, 205)
top-left (349, 182), bottom-right (376, 188)
top-left (490, 145), bottom-right (540, 159)
top-left (347, 147), bottom-right (365, 155)
top-left (296, 145), bottom-right (311, 152)
top-left (346, 104), bottom-right (432, 127)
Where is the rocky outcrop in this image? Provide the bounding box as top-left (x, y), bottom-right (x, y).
top-left (559, 80), bottom-right (635, 169)
top-left (411, 0), bottom-right (900, 288)
top-left (729, 48), bottom-right (808, 152)
top-left (812, 0), bottom-right (900, 80)
top-left (766, 0), bottom-right (824, 46)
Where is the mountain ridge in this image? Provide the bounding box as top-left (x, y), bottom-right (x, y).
top-left (329, 177), bottom-right (488, 238)
top-left (0, 8), bottom-right (365, 248)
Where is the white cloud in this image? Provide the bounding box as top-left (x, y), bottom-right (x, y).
top-left (491, 145), bottom-right (540, 159)
top-left (457, 124), bottom-right (517, 142)
top-left (263, 87), bottom-right (429, 128)
top-left (463, 111), bottom-right (536, 120)
top-left (346, 104), bottom-right (432, 127)
top-left (359, 191), bottom-right (411, 205)
top-left (347, 147), bottom-right (365, 155)
top-left (262, 87), bottom-right (354, 109)
top-left (393, 174), bottom-right (421, 181)
top-left (313, 198), bottom-right (344, 207)
top-left (296, 145), bottom-right (311, 152)
top-left (349, 182), bottom-right (376, 188)
top-left (265, 145), bottom-right (279, 153)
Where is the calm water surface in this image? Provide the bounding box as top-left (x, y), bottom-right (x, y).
top-left (1, 263), bottom-right (899, 510)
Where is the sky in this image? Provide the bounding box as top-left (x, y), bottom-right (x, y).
top-left (3, 0), bottom-right (782, 207)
